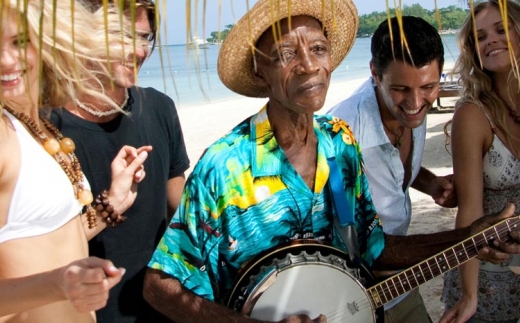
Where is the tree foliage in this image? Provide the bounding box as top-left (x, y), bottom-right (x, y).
top-left (357, 4), bottom-right (468, 37)
top-left (207, 4), bottom-right (468, 41)
top-left (206, 23), bottom-right (234, 43)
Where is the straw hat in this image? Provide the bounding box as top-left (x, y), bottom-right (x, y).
top-left (217, 0), bottom-right (358, 98)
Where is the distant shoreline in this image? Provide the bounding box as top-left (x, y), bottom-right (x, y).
top-left (167, 30), bottom-right (461, 46)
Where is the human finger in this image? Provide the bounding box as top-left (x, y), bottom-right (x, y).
top-left (136, 145), bottom-right (153, 154)
top-left (477, 246), bottom-right (511, 264)
top-left (117, 150), bottom-right (149, 179)
top-left (133, 165), bottom-right (144, 182)
top-left (69, 281), bottom-right (111, 312)
top-left (492, 238), bottom-right (520, 255)
top-left (313, 314), bottom-right (327, 323)
top-left (438, 310), bottom-right (455, 323)
top-left (134, 169), bottom-right (146, 183)
top-left (115, 145), bottom-right (139, 160)
top-left (471, 204), bottom-right (515, 235)
top-left (493, 204), bottom-right (516, 222)
top-left (104, 268), bottom-right (125, 289)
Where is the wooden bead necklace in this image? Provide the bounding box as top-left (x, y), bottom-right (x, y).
top-left (506, 105), bottom-right (520, 124)
top-left (4, 106), bottom-right (98, 228)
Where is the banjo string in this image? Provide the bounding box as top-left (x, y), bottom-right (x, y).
top-left (374, 225), bottom-right (511, 304)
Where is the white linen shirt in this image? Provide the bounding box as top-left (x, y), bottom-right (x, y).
top-left (329, 78), bottom-right (426, 236)
top-left (328, 78), bottom-right (427, 310)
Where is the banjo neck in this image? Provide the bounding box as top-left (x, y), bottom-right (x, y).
top-left (367, 216), bottom-right (520, 308)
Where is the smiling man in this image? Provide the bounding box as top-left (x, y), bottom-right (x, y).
top-left (328, 16), bottom-right (454, 323)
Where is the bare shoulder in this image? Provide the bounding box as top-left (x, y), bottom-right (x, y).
top-left (452, 102), bottom-right (493, 137)
top-left (451, 102), bottom-right (494, 155)
top-left (452, 102), bottom-right (491, 128)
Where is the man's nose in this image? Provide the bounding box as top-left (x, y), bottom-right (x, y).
top-left (296, 48), bottom-right (319, 74)
top-left (408, 89), bottom-right (425, 109)
top-left (135, 41), bottom-right (149, 59)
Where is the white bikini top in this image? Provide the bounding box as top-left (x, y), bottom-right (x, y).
top-left (0, 110), bottom-right (88, 243)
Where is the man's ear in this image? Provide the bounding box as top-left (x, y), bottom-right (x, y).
top-left (369, 61), bottom-right (381, 86)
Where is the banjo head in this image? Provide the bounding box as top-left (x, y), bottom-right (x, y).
top-left (228, 242), bottom-right (382, 323)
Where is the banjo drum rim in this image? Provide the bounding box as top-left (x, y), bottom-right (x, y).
top-left (227, 241), bottom-right (380, 321)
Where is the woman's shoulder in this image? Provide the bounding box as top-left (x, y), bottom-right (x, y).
top-left (452, 101), bottom-right (492, 128)
top-left (451, 101), bottom-right (495, 148)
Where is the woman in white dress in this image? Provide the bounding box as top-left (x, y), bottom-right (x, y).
top-left (441, 1), bottom-right (520, 323)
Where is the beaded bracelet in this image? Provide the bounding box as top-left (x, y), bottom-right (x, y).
top-left (93, 190), bottom-right (127, 227)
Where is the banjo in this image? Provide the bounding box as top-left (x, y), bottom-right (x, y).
top-left (228, 216), bottom-right (520, 323)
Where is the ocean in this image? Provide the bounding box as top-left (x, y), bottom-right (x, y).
top-left (137, 34), bottom-right (460, 108)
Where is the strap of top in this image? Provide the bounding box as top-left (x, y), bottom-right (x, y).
top-left (478, 104), bottom-right (497, 133)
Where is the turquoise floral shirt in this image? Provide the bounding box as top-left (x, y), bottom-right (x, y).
top-left (148, 106), bottom-right (384, 303)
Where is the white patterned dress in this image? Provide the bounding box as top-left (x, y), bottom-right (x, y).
top-left (442, 111), bottom-right (520, 322)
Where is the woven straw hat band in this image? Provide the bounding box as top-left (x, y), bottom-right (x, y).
top-left (217, 0), bottom-right (359, 98)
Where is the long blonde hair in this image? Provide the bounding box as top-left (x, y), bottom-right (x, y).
top-left (1, 0), bottom-right (141, 113)
top-left (451, 0), bottom-right (520, 150)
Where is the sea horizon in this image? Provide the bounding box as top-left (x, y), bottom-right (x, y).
top-left (137, 34), bottom-right (460, 108)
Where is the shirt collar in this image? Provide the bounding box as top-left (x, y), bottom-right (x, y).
top-left (249, 106), bottom-right (333, 194)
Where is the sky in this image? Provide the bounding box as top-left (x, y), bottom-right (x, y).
top-left (160, 0), bottom-right (467, 45)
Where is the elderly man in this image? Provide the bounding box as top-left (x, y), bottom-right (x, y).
top-left (143, 1), bottom-right (519, 322)
top-left (50, 1), bottom-right (189, 322)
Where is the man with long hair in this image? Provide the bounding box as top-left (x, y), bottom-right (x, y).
top-left (50, 1), bottom-right (189, 322)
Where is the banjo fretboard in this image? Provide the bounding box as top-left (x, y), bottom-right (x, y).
top-left (367, 216), bottom-right (520, 308)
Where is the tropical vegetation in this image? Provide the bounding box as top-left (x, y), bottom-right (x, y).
top-left (207, 3), bottom-right (469, 41)
top-left (206, 24), bottom-right (234, 43)
top-left (357, 4), bottom-right (468, 37)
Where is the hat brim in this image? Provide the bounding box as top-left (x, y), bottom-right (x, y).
top-left (217, 0), bottom-right (358, 98)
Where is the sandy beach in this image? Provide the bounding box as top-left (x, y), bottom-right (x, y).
top-left (177, 78), bottom-right (458, 322)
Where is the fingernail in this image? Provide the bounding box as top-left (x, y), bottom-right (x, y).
top-left (139, 151), bottom-right (148, 159)
top-left (120, 268), bottom-right (126, 276)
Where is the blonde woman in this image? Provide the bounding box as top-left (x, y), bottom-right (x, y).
top-left (0, 1), bottom-right (150, 322)
top-left (441, 1), bottom-right (520, 322)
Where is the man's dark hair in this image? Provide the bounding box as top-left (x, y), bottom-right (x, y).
top-left (370, 16), bottom-right (444, 79)
top-left (81, 0), bottom-right (157, 50)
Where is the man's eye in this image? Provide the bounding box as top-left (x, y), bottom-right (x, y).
top-left (391, 87), bottom-right (406, 92)
top-left (279, 51), bottom-right (295, 63)
top-left (314, 45), bottom-right (327, 53)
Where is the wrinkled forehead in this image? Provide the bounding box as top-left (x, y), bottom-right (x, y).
top-left (255, 15), bottom-right (324, 50)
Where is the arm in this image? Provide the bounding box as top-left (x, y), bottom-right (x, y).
top-left (439, 104), bottom-right (489, 323)
top-left (373, 227), bottom-right (470, 270)
top-left (373, 203), bottom-right (517, 272)
top-left (144, 269), bottom-right (257, 323)
top-left (0, 257), bottom-right (123, 316)
top-left (143, 269), bottom-right (325, 323)
top-left (411, 167), bottom-right (457, 208)
top-left (165, 95), bottom-right (189, 222)
top-left (166, 174), bottom-right (186, 223)
top-left (83, 145), bottom-right (152, 239)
